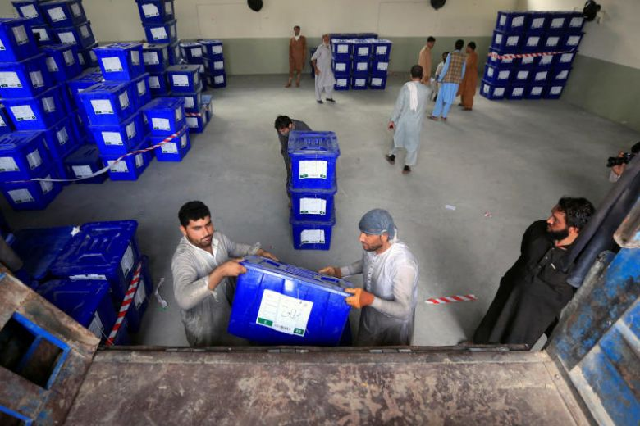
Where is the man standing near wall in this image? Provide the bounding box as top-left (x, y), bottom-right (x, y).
top-left (286, 25), bottom-right (306, 88)
top-left (311, 34), bottom-right (336, 104)
top-left (457, 42), bottom-right (479, 111)
top-left (429, 39), bottom-right (466, 121)
top-left (418, 36), bottom-right (436, 85)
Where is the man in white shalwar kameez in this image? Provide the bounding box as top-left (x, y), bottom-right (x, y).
top-left (311, 34), bottom-right (336, 104)
top-left (319, 209), bottom-right (419, 346)
top-left (386, 65), bottom-right (431, 174)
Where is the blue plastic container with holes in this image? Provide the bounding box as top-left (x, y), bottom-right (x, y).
top-left (334, 76), bottom-right (349, 91)
top-left (142, 96), bottom-right (185, 135)
top-left (42, 44), bottom-right (82, 83)
top-left (0, 53), bottom-right (53, 99)
top-left (63, 143), bottom-right (107, 183)
top-left (203, 57), bottom-right (225, 75)
top-left (50, 220), bottom-right (140, 305)
top-left (483, 64), bottom-right (512, 85)
top-left (228, 256), bottom-right (350, 345)
top-left (495, 11), bottom-right (527, 33)
top-left (480, 79), bottom-right (507, 101)
top-left (41, 0), bottom-right (85, 28)
top-left (38, 279), bottom-right (116, 341)
top-left (350, 75), bottom-right (368, 90)
top-left (0, 105), bottom-right (12, 135)
top-left (143, 19), bottom-right (177, 44)
top-left (94, 43), bottom-right (145, 81)
top-left (3, 85), bottom-right (65, 130)
top-left (368, 73), bottom-right (387, 90)
top-left (180, 42), bottom-right (204, 64)
top-left (331, 39), bottom-right (352, 61)
top-left (371, 39), bottom-right (392, 61)
top-left (11, 226), bottom-right (75, 283)
top-left (142, 43), bottom-right (169, 73)
top-left (289, 185), bottom-right (336, 222)
top-left (41, 117), bottom-right (78, 161)
top-left (170, 91), bottom-right (201, 113)
top-left (0, 131), bottom-right (51, 181)
top-left (351, 59), bottom-right (369, 76)
top-left (199, 39), bottom-right (223, 58)
top-left (0, 18), bottom-right (39, 63)
top-left (185, 104), bottom-right (208, 134)
top-left (124, 256), bottom-right (153, 333)
top-left (136, 0), bottom-right (175, 24)
top-left (167, 65), bottom-right (202, 93)
top-left (13, 1), bottom-right (47, 25)
top-left (207, 72), bottom-right (226, 89)
top-left (53, 21), bottom-right (94, 49)
top-left (0, 164), bottom-right (61, 210)
top-left (31, 24), bottom-right (58, 46)
top-left (287, 130), bottom-right (340, 190)
top-left (89, 112), bottom-right (144, 155)
top-left (491, 30), bottom-right (521, 54)
top-left (290, 210), bottom-right (336, 250)
top-left (78, 82), bottom-right (135, 126)
top-left (152, 125), bottom-right (190, 161)
top-left (101, 137), bottom-right (152, 181)
top-left (526, 11), bottom-right (549, 34)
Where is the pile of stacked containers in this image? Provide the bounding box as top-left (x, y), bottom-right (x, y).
top-left (200, 39), bottom-right (226, 89)
top-left (330, 34), bottom-right (392, 91)
top-left (166, 64), bottom-right (210, 133)
top-left (78, 42), bottom-right (153, 181)
top-left (481, 10), bottom-right (585, 101)
top-left (0, 17), bottom-right (77, 210)
top-left (287, 130), bottom-right (340, 250)
top-left (141, 96), bottom-right (191, 161)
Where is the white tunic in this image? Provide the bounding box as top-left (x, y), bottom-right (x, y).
top-left (391, 81), bottom-right (430, 154)
top-left (311, 43), bottom-right (336, 88)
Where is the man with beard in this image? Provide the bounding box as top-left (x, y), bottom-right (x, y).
top-left (473, 197), bottom-right (595, 348)
top-left (319, 209), bottom-right (419, 346)
top-left (171, 201), bottom-right (278, 347)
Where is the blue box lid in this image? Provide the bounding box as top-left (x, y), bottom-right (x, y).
top-left (287, 130), bottom-right (341, 156)
top-left (1, 83), bottom-right (60, 102)
top-left (79, 81), bottom-right (128, 95)
top-left (167, 64), bottom-right (200, 74)
top-left (11, 226), bottom-right (75, 280)
top-left (38, 278), bottom-right (110, 327)
top-left (142, 43), bottom-right (168, 50)
top-left (0, 131), bottom-right (44, 153)
top-left (64, 143), bottom-right (101, 164)
top-left (95, 42), bottom-right (142, 52)
top-left (0, 17), bottom-right (31, 25)
top-left (41, 42), bottom-right (76, 53)
top-left (141, 96), bottom-right (185, 111)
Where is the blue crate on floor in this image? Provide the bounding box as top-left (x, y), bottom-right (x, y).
top-left (525, 83), bottom-right (545, 99)
top-left (13, 1), bottom-right (47, 25)
top-left (334, 76), bottom-right (349, 91)
top-left (41, 0), bottom-right (85, 28)
top-left (42, 43), bottom-right (82, 83)
top-left (0, 18), bottom-right (39, 63)
top-left (180, 42), bottom-right (204, 63)
top-left (547, 11), bottom-right (569, 34)
top-left (331, 39), bottom-right (352, 61)
top-left (38, 278), bottom-right (116, 341)
top-left (487, 49), bottom-right (517, 68)
top-left (199, 39), bottom-right (223, 58)
top-left (50, 220), bottom-right (140, 305)
top-left (289, 185), bottom-right (336, 222)
top-left (553, 51), bottom-right (576, 68)
top-left (0, 105), bottom-right (12, 134)
top-left (136, 0), bottom-right (175, 24)
top-left (483, 64), bottom-right (513, 85)
top-left (64, 143), bottom-right (107, 183)
top-left (31, 24), bottom-right (58, 46)
top-left (207, 73), bottom-right (226, 89)
top-left (0, 53), bottom-right (53, 99)
top-left (531, 68), bottom-right (550, 85)
top-left (167, 41), bottom-right (181, 65)
top-left (371, 39), bottom-right (392, 61)
top-left (228, 256), bottom-right (350, 345)
top-left (94, 42), bottom-right (145, 81)
top-left (562, 32), bottom-right (583, 51)
top-left (290, 211), bottom-right (336, 251)
top-left (143, 19), bottom-right (177, 44)
top-left (54, 21), bottom-right (95, 49)
top-left (541, 33), bottom-right (563, 51)
top-left (0, 165), bottom-right (62, 210)
top-left (125, 256), bottom-right (153, 333)
top-left (11, 226), bottom-right (75, 283)
top-left (142, 43), bottom-right (169, 73)
top-left (491, 30), bottom-right (521, 54)
top-left (496, 11), bottom-right (527, 33)
top-left (370, 60), bottom-right (389, 74)
top-left (288, 130), bottom-right (339, 190)
top-left (78, 42), bottom-right (98, 69)
top-left (167, 65), bottom-right (202, 93)
top-left (512, 68), bottom-right (531, 85)
top-left (544, 83), bottom-right (566, 99)
top-left (3, 85), bottom-right (65, 131)
top-left (352, 40), bottom-right (372, 59)
top-left (78, 81), bottom-right (135, 126)
top-left (480, 79), bottom-right (507, 100)
top-left (89, 112), bottom-right (144, 156)
top-left (0, 131), bottom-right (51, 181)
top-left (131, 73), bottom-right (151, 109)
top-left (526, 11), bottom-right (549, 34)
top-left (506, 84), bottom-right (526, 100)
top-left (368, 73), bottom-right (387, 90)
top-left (102, 137), bottom-right (152, 181)
top-left (152, 125), bottom-right (189, 161)
top-left (535, 54), bottom-right (554, 68)
top-left (142, 96), bottom-right (185, 135)
top-left (148, 71), bottom-right (168, 96)
top-left (352, 59), bottom-right (369, 76)
top-left (350, 75), bottom-right (368, 90)
top-left (185, 105), bottom-right (209, 134)
top-left (41, 117), bottom-right (78, 161)
top-left (331, 58), bottom-right (350, 76)
top-left (203, 57), bottom-right (225, 75)
top-left (521, 34), bottom-right (543, 53)
top-left (170, 91), bottom-right (201, 113)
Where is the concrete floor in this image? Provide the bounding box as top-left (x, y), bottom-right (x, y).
top-left (3, 74), bottom-right (638, 347)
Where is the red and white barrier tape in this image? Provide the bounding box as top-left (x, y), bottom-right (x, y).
top-left (105, 262), bottom-right (142, 346)
top-left (9, 126), bottom-right (188, 184)
top-left (488, 50), bottom-right (575, 60)
top-left (185, 112), bottom-right (202, 117)
top-left (425, 294), bottom-right (477, 305)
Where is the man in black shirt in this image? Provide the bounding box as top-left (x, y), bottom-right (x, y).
top-left (274, 115), bottom-right (311, 197)
top-left (473, 197), bottom-right (595, 348)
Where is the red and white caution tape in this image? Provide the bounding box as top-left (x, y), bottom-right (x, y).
top-left (185, 112), bottom-right (202, 117)
top-left (105, 262), bottom-right (142, 346)
top-left (488, 50), bottom-right (575, 60)
top-left (425, 294), bottom-right (477, 305)
top-left (9, 126), bottom-right (188, 184)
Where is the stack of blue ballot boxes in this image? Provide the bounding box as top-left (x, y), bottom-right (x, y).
top-left (167, 64), bottom-right (210, 133)
top-left (287, 130), bottom-right (339, 250)
top-left (180, 42), bottom-right (205, 86)
top-left (228, 256), bottom-right (351, 346)
top-left (142, 43), bottom-right (170, 97)
top-left (330, 36), bottom-right (392, 91)
top-left (200, 39), bottom-right (227, 89)
top-left (141, 96), bottom-right (191, 161)
top-left (482, 10), bottom-right (585, 101)
top-left (136, 0), bottom-right (179, 72)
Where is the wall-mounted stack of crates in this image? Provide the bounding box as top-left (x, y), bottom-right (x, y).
top-left (167, 64), bottom-right (210, 133)
top-left (287, 130), bottom-right (339, 250)
top-left (330, 35), bottom-right (392, 91)
top-left (141, 96), bottom-right (191, 161)
top-left (200, 39), bottom-right (226, 89)
top-left (481, 10), bottom-right (585, 101)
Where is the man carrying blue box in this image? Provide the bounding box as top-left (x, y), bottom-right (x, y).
top-left (319, 209), bottom-right (419, 346)
top-left (171, 201), bottom-right (278, 347)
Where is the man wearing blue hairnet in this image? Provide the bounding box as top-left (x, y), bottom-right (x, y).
top-left (319, 209), bottom-right (419, 346)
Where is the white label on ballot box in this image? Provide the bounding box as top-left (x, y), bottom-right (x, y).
top-left (30, 71), bottom-right (44, 88)
top-left (58, 32), bottom-right (75, 44)
top-left (191, 48), bottom-right (203, 58)
top-left (0, 72), bottom-right (22, 88)
top-left (298, 161), bottom-right (327, 179)
top-left (34, 28), bottom-right (49, 42)
top-left (72, 165), bottom-right (93, 177)
top-left (63, 50), bottom-right (75, 66)
top-left (149, 75), bottom-right (160, 88)
top-left (88, 312), bottom-right (103, 338)
top-left (135, 153), bottom-right (144, 168)
top-left (214, 61), bottom-right (223, 70)
top-left (11, 105), bottom-right (37, 121)
top-left (357, 62), bottom-right (367, 71)
top-left (214, 75), bottom-right (224, 84)
top-left (212, 46), bottom-right (222, 54)
top-left (176, 108), bottom-right (182, 121)
top-left (532, 17), bottom-right (544, 29)
top-left (150, 27), bottom-right (167, 40)
top-left (12, 26), bottom-right (28, 45)
top-left (0, 116), bottom-right (5, 126)
top-left (42, 97), bottom-right (56, 112)
top-left (57, 127), bottom-right (69, 145)
top-left (358, 47), bottom-right (368, 56)
top-left (9, 189), bottom-right (34, 204)
top-left (70, 273), bottom-right (108, 280)
top-left (513, 16), bottom-right (524, 26)
top-left (551, 18), bottom-right (564, 28)
top-left (186, 117), bottom-right (197, 128)
top-left (153, 118), bottom-right (170, 131)
top-left (551, 86), bottom-right (562, 95)
top-left (165, 2), bottom-right (173, 14)
top-left (26, 149), bottom-right (42, 169)
top-left (301, 229), bottom-right (325, 244)
top-left (20, 5), bottom-right (38, 19)
top-left (540, 56), bottom-right (552, 65)
top-left (180, 134), bottom-right (187, 148)
top-left (92, 100), bottom-right (113, 115)
top-left (335, 63), bottom-right (345, 72)
top-left (300, 198), bottom-right (327, 215)
top-left (532, 87), bottom-right (543, 95)
top-left (0, 157), bottom-right (19, 172)
top-left (517, 70), bottom-right (529, 79)
top-left (372, 78), bottom-right (383, 86)
top-left (172, 75), bottom-right (189, 87)
top-left (162, 142), bottom-right (178, 153)
top-left (119, 92), bottom-right (130, 109)
top-left (137, 80), bottom-right (146, 95)
top-left (144, 52), bottom-right (159, 65)
top-left (48, 7), bottom-right (67, 22)
top-left (131, 51), bottom-right (140, 66)
top-left (135, 277), bottom-right (146, 308)
top-left (126, 121), bottom-right (136, 139)
top-left (143, 3), bottom-right (160, 17)
top-left (121, 244), bottom-right (135, 277)
top-left (377, 62), bottom-right (388, 71)
top-left (184, 96), bottom-right (195, 108)
top-left (521, 57), bottom-right (533, 66)
top-left (337, 44), bottom-right (348, 53)
top-left (39, 178), bottom-right (53, 194)
top-left (71, 3), bottom-right (82, 17)
top-left (102, 57), bottom-right (123, 72)
top-left (103, 131), bottom-right (123, 145)
top-left (108, 160), bottom-right (128, 173)
top-left (376, 46), bottom-right (387, 55)
top-left (256, 290), bottom-right (313, 336)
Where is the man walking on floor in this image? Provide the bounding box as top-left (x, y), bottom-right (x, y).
top-left (386, 65), bottom-right (430, 174)
top-left (418, 36), bottom-right (436, 85)
top-left (457, 42), bottom-right (479, 111)
top-left (311, 34), bottom-right (336, 104)
top-left (429, 39), bottom-right (466, 121)
top-left (286, 25), bottom-right (306, 88)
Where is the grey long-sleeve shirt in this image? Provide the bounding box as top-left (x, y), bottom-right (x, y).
top-left (171, 232), bottom-right (260, 347)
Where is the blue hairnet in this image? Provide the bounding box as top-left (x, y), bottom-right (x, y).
top-left (359, 209), bottom-right (396, 239)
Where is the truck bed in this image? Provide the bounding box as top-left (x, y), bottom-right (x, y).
top-left (64, 347), bottom-right (590, 425)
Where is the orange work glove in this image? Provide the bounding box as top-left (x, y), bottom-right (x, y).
top-left (345, 288), bottom-right (375, 309)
